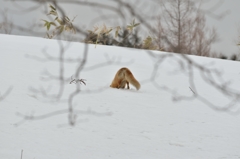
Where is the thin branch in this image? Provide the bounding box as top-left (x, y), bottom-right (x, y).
top-left (189, 86), bottom-right (196, 95)
top-left (0, 87), bottom-right (13, 102)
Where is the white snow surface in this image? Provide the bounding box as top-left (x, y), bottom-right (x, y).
top-left (0, 34), bottom-right (240, 159)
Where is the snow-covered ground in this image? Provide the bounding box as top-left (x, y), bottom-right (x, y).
top-left (0, 34), bottom-right (240, 159)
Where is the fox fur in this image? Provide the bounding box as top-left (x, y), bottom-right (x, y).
top-left (110, 67), bottom-right (140, 90)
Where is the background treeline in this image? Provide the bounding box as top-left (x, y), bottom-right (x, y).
top-left (38, 2), bottom-right (239, 61)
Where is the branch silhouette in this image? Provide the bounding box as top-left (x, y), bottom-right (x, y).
top-left (0, 87), bottom-right (13, 102)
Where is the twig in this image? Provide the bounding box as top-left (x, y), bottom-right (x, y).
top-left (0, 86), bottom-right (13, 102)
top-left (189, 86), bottom-right (196, 95)
top-left (21, 150), bottom-right (23, 159)
top-left (69, 76), bottom-right (86, 85)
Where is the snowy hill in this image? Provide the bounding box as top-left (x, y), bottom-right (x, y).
top-left (0, 34), bottom-right (240, 159)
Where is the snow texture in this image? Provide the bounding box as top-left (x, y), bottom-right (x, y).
top-left (0, 34), bottom-right (240, 159)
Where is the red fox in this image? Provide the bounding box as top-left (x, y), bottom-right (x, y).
top-left (110, 67), bottom-right (140, 90)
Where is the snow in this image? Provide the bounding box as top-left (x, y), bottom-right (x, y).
top-left (0, 34), bottom-right (240, 159)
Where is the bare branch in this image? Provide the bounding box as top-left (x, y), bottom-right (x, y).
top-left (0, 87), bottom-right (13, 102)
top-left (69, 76), bottom-right (86, 85)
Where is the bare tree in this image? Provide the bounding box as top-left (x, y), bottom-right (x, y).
top-left (155, 0), bottom-right (218, 56)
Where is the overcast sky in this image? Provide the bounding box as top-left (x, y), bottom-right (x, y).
top-left (1, 0), bottom-right (240, 57)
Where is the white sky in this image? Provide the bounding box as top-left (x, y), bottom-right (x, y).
top-left (0, 0), bottom-right (240, 57)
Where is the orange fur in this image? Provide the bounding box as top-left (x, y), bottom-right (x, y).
top-left (110, 67), bottom-right (140, 90)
